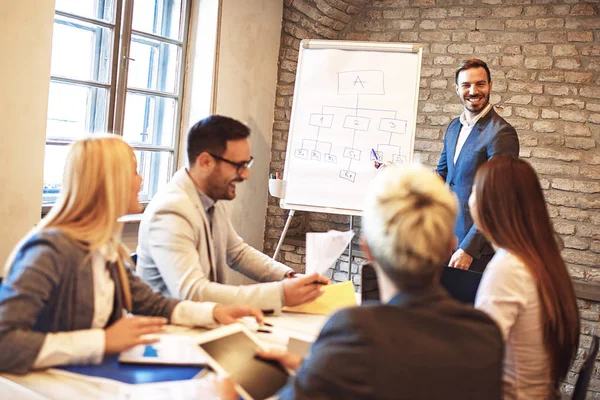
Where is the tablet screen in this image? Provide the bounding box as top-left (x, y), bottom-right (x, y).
top-left (199, 331), bottom-right (289, 400)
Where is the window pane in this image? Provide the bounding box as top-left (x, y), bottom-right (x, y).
top-left (134, 150), bottom-right (173, 202)
top-left (132, 0), bottom-right (184, 40)
top-left (123, 92), bottom-right (176, 146)
top-left (47, 81), bottom-right (109, 140)
top-left (42, 144), bottom-right (71, 204)
top-left (55, 0), bottom-right (114, 23)
top-left (128, 35), bottom-right (180, 93)
top-left (51, 15), bottom-right (113, 83)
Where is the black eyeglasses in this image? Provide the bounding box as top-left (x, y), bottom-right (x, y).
top-left (208, 153), bottom-right (254, 174)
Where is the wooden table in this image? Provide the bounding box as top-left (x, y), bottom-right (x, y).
top-left (0, 312), bottom-right (328, 400)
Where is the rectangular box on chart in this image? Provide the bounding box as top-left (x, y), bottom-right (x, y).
top-left (370, 150), bottom-right (383, 161)
top-left (343, 147), bottom-right (361, 160)
top-left (324, 153), bottom-right (337, 163)
top-left (337, 70), bottom-right (385, 95)
top-left (310, 150), bottom-right (321, 161)
top-left (339, 170), bottom-right (356, 182)
top-left (379, 118), bottom-right (407, 134)
top-left (392, 154), bottom-right (408, 164)
top-left (309, 113), bottom-right (334, 128)
top-left (343, 115), bottom-right (370, 131)
top-left (294, 148), bottom-right (308, 159)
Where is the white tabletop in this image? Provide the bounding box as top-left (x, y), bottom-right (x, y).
top-left (0, 312), bottom-right (329, 400)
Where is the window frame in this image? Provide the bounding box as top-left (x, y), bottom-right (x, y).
top-left (43, 0), bottom-right (191, 214)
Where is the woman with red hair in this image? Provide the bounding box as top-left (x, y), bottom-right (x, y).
top-left (471, 156), bottom-right (579, 399)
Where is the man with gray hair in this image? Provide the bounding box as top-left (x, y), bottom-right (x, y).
top-left (257, 164), bottom-right (504, 400)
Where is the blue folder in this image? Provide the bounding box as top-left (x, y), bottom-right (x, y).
top-left (56, 354), bottom-right (204, 384)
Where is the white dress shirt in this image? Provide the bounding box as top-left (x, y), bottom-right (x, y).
top-left (475, 248), bottom-right (552, 400)
top-left (454, 102), bottom-right (493, 164)
top-left (33, 243), bottom-right (217, 369)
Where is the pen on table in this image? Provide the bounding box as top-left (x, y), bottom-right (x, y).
top-left (371, 149), bottom-right (382, 168)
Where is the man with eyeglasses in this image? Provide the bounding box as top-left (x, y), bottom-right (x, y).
top-left (136, 115), bottom-right (328, 313)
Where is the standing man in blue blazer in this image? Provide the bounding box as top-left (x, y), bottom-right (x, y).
top-left (436, 59), bottom-right (519, 272)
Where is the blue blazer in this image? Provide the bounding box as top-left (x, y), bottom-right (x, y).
top-left (436, 108), bottom-right (519, 260)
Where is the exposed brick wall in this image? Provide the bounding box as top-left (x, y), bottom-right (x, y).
top-left (265, 0), bottom-right (600, 397)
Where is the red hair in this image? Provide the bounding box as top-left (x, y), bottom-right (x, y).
top-left (474, 156), bottom-right (579, 387)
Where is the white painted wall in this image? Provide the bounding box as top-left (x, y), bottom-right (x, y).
top-left (214, 0), bottom-right (283, 251)
top-left (179, 0), bottom-right (221, 158)
top-left (0, 2), bottom-right (54, 265)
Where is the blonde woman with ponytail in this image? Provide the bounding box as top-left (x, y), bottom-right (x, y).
top-left (0, 136), bottom-right (263, 374)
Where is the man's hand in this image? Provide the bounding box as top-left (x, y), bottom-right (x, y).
top-left (104, 316), bottom-right (167, 353)
top-left (283, 272), bottom-right (329, 307)
top-left (256, 349), bottom-right (303, 372)
top-left (449, 249), bottom-right (473, 270)
top-left (213, 305), bottom-right (264, 325)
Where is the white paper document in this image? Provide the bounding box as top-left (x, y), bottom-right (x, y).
top-left (306, 230), bottom-right (355, 275)
top-left (118, 335), bottom-right (208, 366)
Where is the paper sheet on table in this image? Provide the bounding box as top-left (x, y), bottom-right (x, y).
top-left (305, 230), bottom-right (355, 275)
top-left (283, 281), bottom-right (357, 315)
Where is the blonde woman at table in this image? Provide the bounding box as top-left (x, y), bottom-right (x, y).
top-left (0, 136), bottom-right (262, 374)
top-left (252, 164), bottom-right (505, 400)
top-left (471, 156), bottom-right (580, 399)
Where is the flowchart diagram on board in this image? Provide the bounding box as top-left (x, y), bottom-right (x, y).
top-left (293, 70), bottom-right (410, 184)
top-left (281, 41), bottom-right (422, 214)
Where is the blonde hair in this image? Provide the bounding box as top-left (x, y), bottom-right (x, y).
top-left (362, 164), bottom-right (458, 289)
top-left (5, 136), bottom-right (135, 309)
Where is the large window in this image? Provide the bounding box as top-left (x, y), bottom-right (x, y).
top-left (44, 0), bottom-right (190, 206)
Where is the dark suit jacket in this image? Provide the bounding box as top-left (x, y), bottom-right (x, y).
top-left (436, 108), bottom-right (519, 264)
top-left (278, 286), bottom-right (504, 400)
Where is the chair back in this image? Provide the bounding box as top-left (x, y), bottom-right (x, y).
top-left (572, 335), bottom-right (599, 400)
top-left (439, 266), bottom-right (483, 304)
top-left (130, 253), bottom-right (137, 267)
top-left (361, 263), bottom-right (380, 302)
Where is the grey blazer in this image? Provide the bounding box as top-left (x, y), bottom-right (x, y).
top-left (279, 286), bottom-right (504, 400)
top-left (0, 230), bottom-right (180, 374)
top-left (436, 108), bottom-right (519, 266)
top-left (137, 168), bottom-right (292, 312)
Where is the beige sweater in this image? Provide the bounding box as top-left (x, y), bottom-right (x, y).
top-left (137, 168), bottom-right (292, 312)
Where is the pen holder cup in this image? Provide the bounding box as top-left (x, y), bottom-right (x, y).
top-left (268, 179), bottom-right (286, 198)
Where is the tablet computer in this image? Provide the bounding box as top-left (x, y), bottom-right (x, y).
top-left (197, 323), bottom-right (291, 400)
top-left (119, 335), bottom-right (208, 366)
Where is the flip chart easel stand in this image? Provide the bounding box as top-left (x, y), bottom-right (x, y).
top-left (273, 209), bottom-right (295, 260)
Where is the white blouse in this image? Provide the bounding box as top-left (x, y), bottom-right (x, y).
top-left (475, 248), bottom-right (552, 400)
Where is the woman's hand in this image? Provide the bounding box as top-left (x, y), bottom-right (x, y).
top-left (104, 316), bottom-right (167, 353)
top-left (213, 304), bottom-right (264, 325)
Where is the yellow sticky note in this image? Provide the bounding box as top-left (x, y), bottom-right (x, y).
top-left (283, 281), bottom-right (358, 315)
